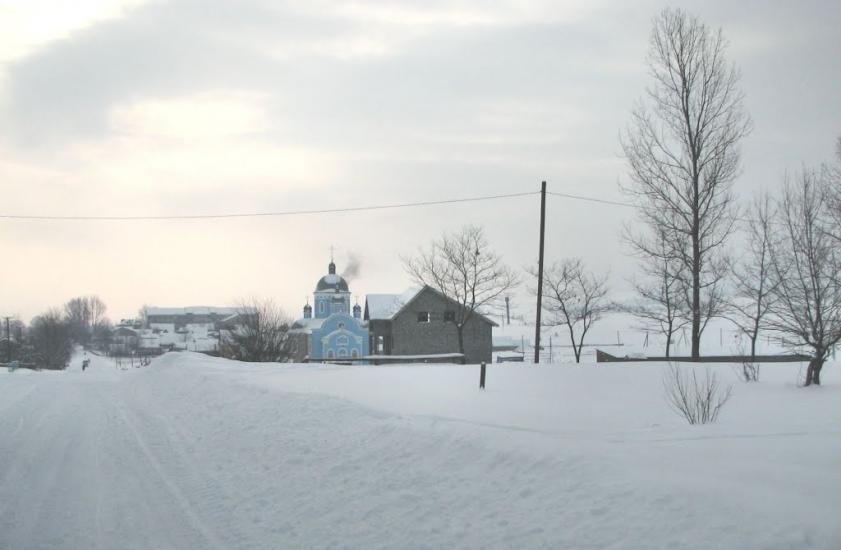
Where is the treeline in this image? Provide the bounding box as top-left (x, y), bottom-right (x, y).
top-left (1, 295), bottom-right (111, 370)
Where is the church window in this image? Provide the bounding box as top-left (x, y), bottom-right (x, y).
top-left (417, 311), bottom-right (431, 323)
top-left (319, 302), bottom-right (325, 314)
top-left (337, 335), bottom-right (349, 346)
top-left (338, 322), bottom-right (345, 330)
top-left (327, 350), bottom-right (334, 359)
top-left (338, 348), bottom-right (348, 357)
top-left (351, 349), bottom-right (359, 358)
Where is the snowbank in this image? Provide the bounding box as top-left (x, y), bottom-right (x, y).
top-left (1, 352), bottom-right (839, 549)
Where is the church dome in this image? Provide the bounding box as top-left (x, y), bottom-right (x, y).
top-left (315, 260), bottom-right (349, 292)
top-left (316, 273), bottom-right (349, 292)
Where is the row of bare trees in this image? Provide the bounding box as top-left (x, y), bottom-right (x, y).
top-left (620, 7), bottom-right (841, 385)
top-left (2, 295), bottom-right (112, 369)
top-left (64, 295), bottom-right (111, 346)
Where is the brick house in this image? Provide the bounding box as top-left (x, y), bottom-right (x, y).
top-left (364, 286), bottom-right (496, 364)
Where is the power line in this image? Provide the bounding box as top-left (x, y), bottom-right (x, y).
top-left (547, 191), bottom-right (635, 208)
top-left (547, 191), bottom-right (757, 224)
top-left (0, 191), bottom-right (538, 221)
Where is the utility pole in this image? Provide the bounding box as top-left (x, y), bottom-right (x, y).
top-left (505, 296), bottom-right (510, 326)
top-left (534, 181), bottom-right (547, 364)
top-left (3, 316), bottom-right (12, 363)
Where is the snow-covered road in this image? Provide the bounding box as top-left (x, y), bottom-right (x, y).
top-left (2, 352), bottom-right (840, 549)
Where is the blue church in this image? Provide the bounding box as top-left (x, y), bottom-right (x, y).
top-left (289, 259), bottom-right (369, 362)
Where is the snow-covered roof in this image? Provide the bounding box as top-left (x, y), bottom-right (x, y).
top-left (290, 317), bottom-right (327, 333)
top-left (365, 287), bottom-right (499, 327)
top-left (365, 288), bottom-right (422, 320)
top-left (145, 306), bottom-right (253, 317)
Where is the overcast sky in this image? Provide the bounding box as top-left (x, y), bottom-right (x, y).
top-left (0, 0), bottom-right (839, 323)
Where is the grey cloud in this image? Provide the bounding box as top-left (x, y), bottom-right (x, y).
top-left (0, 0), bottom-right (355, 147)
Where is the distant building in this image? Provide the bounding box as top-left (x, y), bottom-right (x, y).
top-left (144, 306), bottom-right (254, 333)
top-left (364, 286), bottom-right (496, 364)
top-left (108, 306), bottom-right (258, 354)
top-left (289, 260), bottom-right (370, 362)
top-left (109, 326), bottom-right (139, 355)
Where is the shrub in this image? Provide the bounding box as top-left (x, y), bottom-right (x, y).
top-left (663, 363), bottom-right (733, 425)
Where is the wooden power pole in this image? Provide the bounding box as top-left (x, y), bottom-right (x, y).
top-left (534, 181), bottom-right (547, 363)
top-left (3, 316), bottom-right (12, 363)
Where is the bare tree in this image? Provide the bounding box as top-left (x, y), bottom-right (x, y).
top-left (621, 8), bottom-right (752, 359)
top-left (63, 295), bottom-right (108, 344)
top-left (623, 226), bottom-right (688, 357)
top-left (88, 295), bottom-right (107, 330)
top-left (64, 296), bottom-right (91, 343)
top-left (767, 168), bottom-right (841, 386)
top-left (533, 258), bottom-right (610, 363)
top-left (726, 192), bottom-right (778, 360)
top-left (29, 309), bottom-right (73, 370)
top-left (403, 225), bottom-right (518, 358)
top-left (219, 299), bottom-right (292, 363)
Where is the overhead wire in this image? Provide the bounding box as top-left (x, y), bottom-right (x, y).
top-left (0, 190), bottom-right (539, 221)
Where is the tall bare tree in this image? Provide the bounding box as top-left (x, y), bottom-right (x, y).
top-left (623, 226), bottom-right (687, 357)
top-left (726, 192), bottom-right (778, 360)
top-left (88, 296), bottom-right (107, 330)
top-left (621, 8), bottom-right (752, 359)
top-left (219, 299), bottom-right (292, 363)
top-left (534, 258), bottom-right (610, 363)
top-left (64, 297), bottom-right (91, 343)
top-left (767, 168), bottom-right (841, 386)
top-left (403, 225), bottom-right (518, 358)
top-left (64, 295), bottom-right (108, 344)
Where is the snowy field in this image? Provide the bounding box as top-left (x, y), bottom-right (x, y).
top-left (1, 352), bottom-right (840, 549)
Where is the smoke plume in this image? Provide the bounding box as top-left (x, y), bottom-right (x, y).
top-left (341, 252), bottom-right (362, 282)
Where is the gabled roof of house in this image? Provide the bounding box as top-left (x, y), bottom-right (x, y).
top-left (365, 285), bottom-right (498, 327)
top-left (365, 288), bottom-right (423, 320)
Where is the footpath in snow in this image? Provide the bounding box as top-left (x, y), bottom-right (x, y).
top-left (1, 352), bottom-right (840, 549)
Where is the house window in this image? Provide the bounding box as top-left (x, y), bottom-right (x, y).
top-left (377, 335), bottom-right (384, 353)
top-left (444, 310), bottom-right (456, 322)
top-left (417, 311), bottom-right (431, 323)
top-left (337, 335), bottom-right (349, 346)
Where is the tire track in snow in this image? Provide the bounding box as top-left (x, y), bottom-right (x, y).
top-left (115, 401), bottom-right (226, 550)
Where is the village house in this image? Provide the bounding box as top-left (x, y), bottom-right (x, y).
top-left (364, 286), bottom-right (496, 364)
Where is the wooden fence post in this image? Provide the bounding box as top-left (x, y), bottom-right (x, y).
top-left (479, 362), bottom-right (486, 390)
